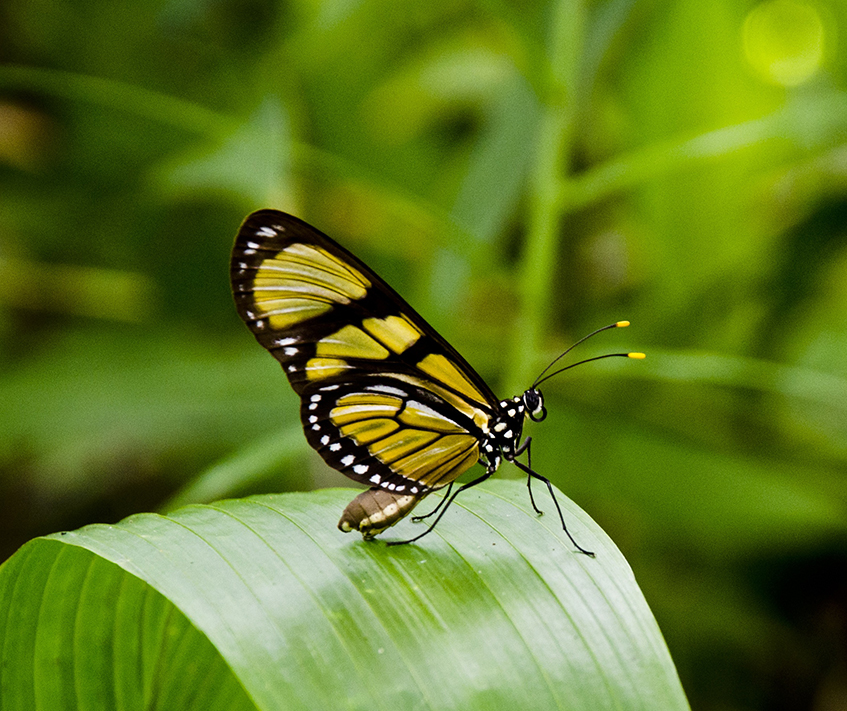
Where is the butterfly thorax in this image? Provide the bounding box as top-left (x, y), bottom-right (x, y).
top-left (480, 388), bottom-right (546, 469)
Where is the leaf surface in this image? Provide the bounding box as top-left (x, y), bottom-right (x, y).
top-left (0, 481), bottom-right (689, 711)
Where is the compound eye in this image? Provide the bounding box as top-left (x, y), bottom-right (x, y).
top-left (525, 389), bottom-right (547, 422)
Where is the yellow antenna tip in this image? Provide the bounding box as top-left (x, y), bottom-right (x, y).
top-left (615, 320), bottom-right (630, 328)
top-left (628, 352), bottom-right (646, 360)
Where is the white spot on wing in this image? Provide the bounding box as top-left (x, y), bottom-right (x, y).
top-left (370, 474), bottom-right (381, 484)
top-left (353, 464), bottom-right (369, 474)
top-left (257, 226), bottom-right (276, 237)
top-left (341, 455), bottom-right (355, 466)
top-left (365, 384), bottom-right (408, 397)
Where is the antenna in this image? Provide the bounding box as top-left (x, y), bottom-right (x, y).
top-left (532, 321), bottom-right (644, 389)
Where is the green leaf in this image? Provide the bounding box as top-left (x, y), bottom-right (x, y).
top-left (154, 96), bottom-right (292, 206)
top-left (0, 480), bottom-right (689, 711)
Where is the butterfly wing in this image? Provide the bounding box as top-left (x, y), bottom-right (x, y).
top-left (230, 210), bottom-right (499, 504)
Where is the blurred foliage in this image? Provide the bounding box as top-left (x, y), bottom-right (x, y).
top-left (1, 0), bottom-right (846, 709)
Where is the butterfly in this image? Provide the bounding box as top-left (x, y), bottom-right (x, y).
top-left (230, 209), bottom-right (643, 552)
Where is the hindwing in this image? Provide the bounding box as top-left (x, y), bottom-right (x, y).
top-left (231, 210), bottom-right (497, 495)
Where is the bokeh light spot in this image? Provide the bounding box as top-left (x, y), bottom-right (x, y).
top-left (742, 0), bottom-right (828, 86)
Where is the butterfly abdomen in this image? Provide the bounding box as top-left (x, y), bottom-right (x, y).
top-left (338, 487), bottom-right (423, 539)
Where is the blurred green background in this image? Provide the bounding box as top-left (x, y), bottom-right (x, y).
top-left (2, 0), bottom-right (847, 708)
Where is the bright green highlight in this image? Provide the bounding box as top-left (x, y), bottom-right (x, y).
top-left (743, 0), bottom-right (828, 86)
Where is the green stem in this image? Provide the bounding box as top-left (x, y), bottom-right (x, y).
top-left (507, 0), bottom-right (585, 396)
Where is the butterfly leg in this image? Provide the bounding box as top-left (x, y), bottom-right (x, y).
top-left (514, 436), bottom-right (543, 515)
top-left (510, 458), bottom-right (595, 557)
top-left (411, 481), bottom-right (454, 523)
top-left (386, 471), bottom-right (493, 546)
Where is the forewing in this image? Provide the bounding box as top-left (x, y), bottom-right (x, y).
top-left (230, 209), bottom-right (497, 493)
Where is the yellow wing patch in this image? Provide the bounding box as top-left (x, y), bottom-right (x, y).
top-left (363, 315), bottom-right (422, 354)
top-left (305, 358), bottom-right (352, 381)
top-left (324, 388), bottom-right (481, 489)
top-left (254, 297), bottom-right (332, 331)
top-left (417, 353), bottom-right (488, 406)
top-left (279, 243), bottom-right (371, 294)
top-left (421, 447), bottom-right (479, 488)
top-left (251, 243), bottom-right (370, 329)
top-left (399, 400), bottom-right (468, 433)
top-left (338, 418), bottom-right (399, 445)
top-left (414, 354), bottom-right (489, 407)
top-left (316, 325), bottom-right (389, 360)
top-left (393, 434), bottom-right (479, 486)
top-left (390, 373), bottom-right (492, 431)
top-left (330, 392), bottom-right (404, 423)
top-left (367, 429), bottom-right (441, 464)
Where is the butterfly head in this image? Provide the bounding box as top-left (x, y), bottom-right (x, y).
top-left (523, 388), bottom-right (547, 423)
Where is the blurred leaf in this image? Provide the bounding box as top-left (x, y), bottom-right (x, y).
top-left (362, 41), bottom-right (518, 145)
top-left (536, 399), bottom-right (847, 561)
top-left (450, 72), bottom-right (540, 244)
top-left (0, 257), bottom-right (157, 321)
top-left (154, 96), bottom-right (293, 207)
top-left (162, 425), bottom-right (308, 511)
top-left (641, 350), bottom-right (847, 408)
top-left (0, 65), bottom-right (230, 136)
top-left (566, 88), bottom-right (847, 210)
top-left (0, 328), bottom-right (298, 497)
top-left (606, 425), bottom-right (847, 558)
top-left (0, 481), bottom-right (690, 711)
